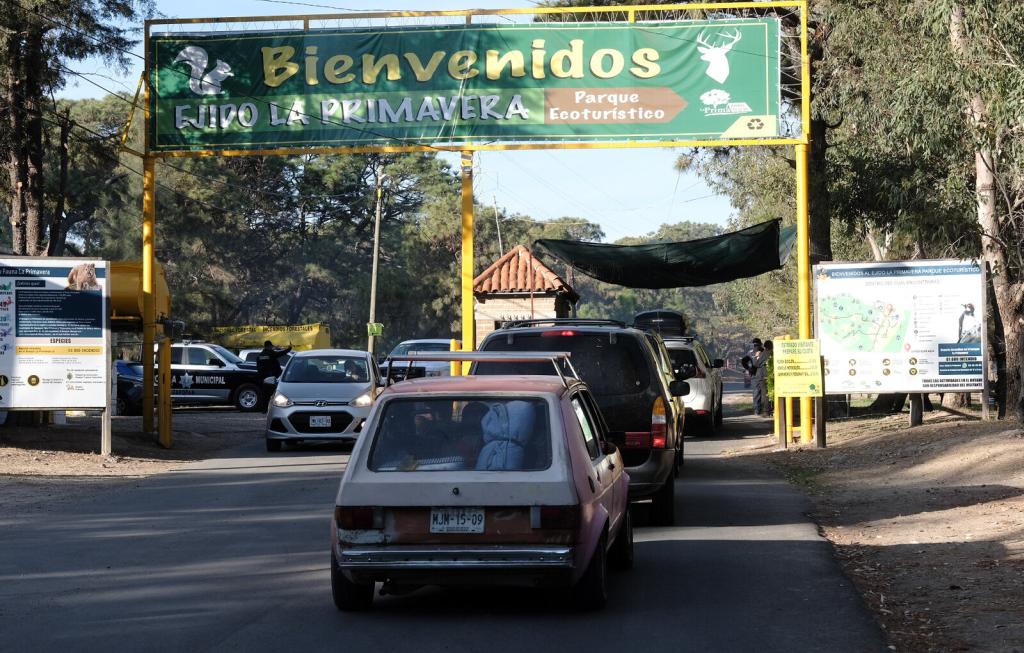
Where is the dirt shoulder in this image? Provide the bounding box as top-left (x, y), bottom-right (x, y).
top-left (739, 410), bottom-right (1024, 652)
top-left (0, 410), bottom-right (263, 517)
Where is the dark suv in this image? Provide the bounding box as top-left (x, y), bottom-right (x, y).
top-left (474, 319), bottom-right (689, 525)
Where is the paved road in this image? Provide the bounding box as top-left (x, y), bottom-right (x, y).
top-left (0, 407), bottom-right (885, 652)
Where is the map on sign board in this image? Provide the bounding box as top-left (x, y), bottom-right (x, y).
top-left (0, 259), bottom-right (109, 409)
top-left (814, 260), bottom-right (985, 395)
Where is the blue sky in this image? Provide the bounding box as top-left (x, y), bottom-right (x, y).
top-left (58, 0), bottom-right (736, 242)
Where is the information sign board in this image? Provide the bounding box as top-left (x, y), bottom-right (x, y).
top-left (814, 260), bottom-right (985, 394)
top-left (774, 339), bottom-right (823, 398)
top-left (0, 259), bottom-right (109, 409)
top-left (149, 19), bottom-right (782, 151)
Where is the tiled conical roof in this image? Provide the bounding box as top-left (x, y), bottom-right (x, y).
top-left (473, 245), bottom-right (578, 302)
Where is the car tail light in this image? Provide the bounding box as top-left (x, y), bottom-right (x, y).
top-left (695, 409), bottom-right (709, 416)
top-left (537, 506), bottom-right (579, 530)
top-left (541, 330), bottom-right (579, 337)
top-left (334, 506), bottom-right (383, 530)
top-left (651, 397), bottom-right (668, 448)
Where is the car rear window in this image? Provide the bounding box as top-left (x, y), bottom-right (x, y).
top-left (368, 398), bottom-right (551, 472)
top-left (668, 348), bottom-right (698, 368)
top-left (476, 333), bottom-right (650, 395)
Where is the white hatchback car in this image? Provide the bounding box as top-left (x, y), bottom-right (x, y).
top-left (265, 349), bottom-right (379, 451)
top-left (663, 337), bottom-right (724, 435)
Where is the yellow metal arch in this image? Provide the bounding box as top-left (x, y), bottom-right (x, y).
top-left (138, 2), bottom-right (814, 445)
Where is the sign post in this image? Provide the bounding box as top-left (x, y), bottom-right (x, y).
top-left (773, 338), bottom-right (825, 447)
top-left (814, 260), bottom-right (986, 399)
top-left (0, 258), bottom-right (112, 452)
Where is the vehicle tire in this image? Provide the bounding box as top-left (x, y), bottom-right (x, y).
top-left (704, 410), bottom-right (718, 437)
top-left (651, 476), bottom-right (676, 527)
top-left (714, 398), bottom-right (724, 427)
top-left (266, 439), bottom-right (282, 452)
top-left (572, 533), bottom-right (608, 610)
top-left (608, 509), bottom-right (634, 570)
top-left (234, 384), bottom-right (261, 412)
top-left (331, 554), bottom-right (374, 611)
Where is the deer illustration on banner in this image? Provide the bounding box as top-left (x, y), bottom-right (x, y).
top-left (697, 29), bottom-right (742, 83)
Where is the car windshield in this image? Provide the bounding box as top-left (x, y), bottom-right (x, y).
top-left (368, 398), bottom-right (551, 472)
top-left (283, 355), bottom-right (369, 383)
top-left (210, 345), bottom-right (243, 365)
top-left (475, 333), bottom-right (650, 395)
top-left (389, 341), bottom-right (450, 356)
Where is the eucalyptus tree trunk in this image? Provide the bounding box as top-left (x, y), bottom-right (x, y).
top-left (4, 32), bottom-right (27, 254)
top-left (22, 25), bottom-right (46, 256)
top-left (951, 4), bottom-right (1024, 421)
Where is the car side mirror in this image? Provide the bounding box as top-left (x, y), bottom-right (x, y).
top-left (713, 359), bottom-right (725, 369)
top-left (669, 380), bottom-right (690, 397)
top-left (208, 358), bottom-right (225, 367)
top-left (262, 376), bottom-right (278, 387)
top-left (605, 430), bottom-right (626, 448)
top-left (601, 440), bottom-right (618, 456)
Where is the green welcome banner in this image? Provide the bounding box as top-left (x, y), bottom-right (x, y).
top-left (149, 19), bottom-right (781, 152)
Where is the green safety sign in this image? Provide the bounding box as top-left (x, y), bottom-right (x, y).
top-left (149, 19), bottom-right (781, 151)
top-left (367, 322), bottom-right (384, 337)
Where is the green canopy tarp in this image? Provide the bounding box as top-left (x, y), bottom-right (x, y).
top-left (535, 219), bottom-right (797, 289)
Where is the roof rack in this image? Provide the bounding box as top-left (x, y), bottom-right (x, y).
top-left (385, 351), bottom-right (580, 388)
top-left (499, 318), bottom-right (627, 329)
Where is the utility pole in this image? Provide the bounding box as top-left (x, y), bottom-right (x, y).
top-left (493, 194), bottom-right (503, 257)
top-left (367, 170), bottom-right (384, 355)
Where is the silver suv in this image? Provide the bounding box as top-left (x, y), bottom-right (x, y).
top-left (663, 337), bottom-right (724, 435)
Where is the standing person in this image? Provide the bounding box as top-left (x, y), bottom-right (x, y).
top-left (762, 340), bottom-right (775, 417)
top-left (748, 338), bottom-right (765, 415)
top-left (256, 340), bottom-right (292, 408)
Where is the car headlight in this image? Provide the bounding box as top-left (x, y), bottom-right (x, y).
top-left (352, 392), bottom-right (372, 407)
top-left (272, 393), bottom-right (293, 408)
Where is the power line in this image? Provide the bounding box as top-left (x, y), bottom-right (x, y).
top-left (32, 108), bottom-right (288, 224)
top-left (253, 0), bottom-right (385, 12)
top-left (53, 63), bottom-right (423, 203)
top-left (12, 1), bottom-right (455, 154)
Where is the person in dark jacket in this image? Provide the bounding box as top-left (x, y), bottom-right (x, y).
top-left (257, 340), bottom-right (292, 409)
top-left (747, 338), bottom-right (766, 415)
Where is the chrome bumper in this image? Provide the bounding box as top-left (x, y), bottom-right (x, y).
top-left (337, 545), bottom-right (574, 570)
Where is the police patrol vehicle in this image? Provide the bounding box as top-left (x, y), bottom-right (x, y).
top-left (163, 341), bottom-right (265, 411)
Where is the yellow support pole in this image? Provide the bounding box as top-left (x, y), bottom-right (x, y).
top-left (158, 336), bottom-right (172, 448)
top-left (142, 155), bottom-right (156, 433)
top-left (796, 143), bottom-right (812, 442)
top-left (460, 151), bottom-right (475, 375)
top-left (450, 339), bottom-right (461, 377)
